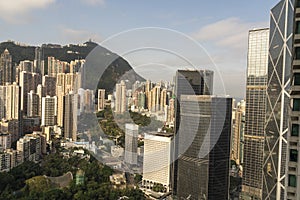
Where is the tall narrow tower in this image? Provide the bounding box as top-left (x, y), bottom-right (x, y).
top-left (242, 28), bottom-right (269, 199)
top-left (0, 49), bottom-right (13, 85)
top-left (63, 92), bottom-right (78, 141)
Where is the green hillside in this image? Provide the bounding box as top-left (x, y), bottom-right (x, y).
top-left (0, 41), bottom-right (144, 94)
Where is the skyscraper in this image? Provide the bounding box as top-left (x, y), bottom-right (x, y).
top-left (160, 88), bottom-right (167, 112)
top-left (0, 86), bottom-right (6, 119)
top-left (242, 28), bottom-right (269, 199)
top-left (42, 75), bottom-right (56, 97)
top-left (97, 89), bottom-right (105, 111)
top-left (172, 69), bottom-right (214, 194)
top-left (63, 92), bottom-right (78, 141)
top-left (231, 100), bottom-right (245, 165)
top-left (19, 60), bottom-right (34, 73)
top-left (264, 1), bottom-right (295, 199)
top-left (4, 82), bottom-right (20, 120)
top-left (0, 49), bottom-right (13, 85)
top-left (115, 80), bottom-right (126, 113)
top-left (27, 90), bottom-right (39, 117)
top-left (41, 96), bottom-right (57, 126)
top-left (56, 86), bottom-right (64, 127)
top-left (176, 95), bottom-right (232, 200)
top-left (34, 47), bottom-right (44, 75)
top-left (124, 123), bottom-right (138, 166)
top-left (19, 71), bottom-right (41, 116)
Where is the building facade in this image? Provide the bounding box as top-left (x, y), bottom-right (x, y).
top-left (124, 123), bottom-right (138, 166)
top-left (0, 49), bottom-right (13, 85)
top-left (172, 69), bottom-right (214, 194)
top-left (263, 1), bottom-right (295, 199)
top-left (63, 92), bottom-right (78, 141)
top-left (287, 0), bottom-right (300, 199)
top-left (41, 96), bottom-right (57, 126)
top-left (242, 28), bottom-right (269, 199)
top-left (176, 95), bottom-right (232, 200)
top-left (98, 89), bottom-right (105, 111)
top-left (142, 132), bottom-right (172, 192)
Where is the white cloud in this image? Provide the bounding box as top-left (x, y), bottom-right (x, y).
top-left (192, 17), bottom-right (268, 51)
top-left (191, 17), bottom-right (269, 98)
top-left (0, 0), bottom-right (55, 23)
top-left (61, 27), bottom-right (102, 44)
top-left (80, 0), bottom-right (105, 6)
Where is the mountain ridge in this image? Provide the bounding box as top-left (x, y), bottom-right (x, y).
top-left (0, 40), bottom-right (145, 94)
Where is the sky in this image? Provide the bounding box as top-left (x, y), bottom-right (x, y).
top-left (0, 0), bottom-right (281, 98)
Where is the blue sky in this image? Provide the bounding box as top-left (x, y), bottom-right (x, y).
top-left (0, 0), bottom-right (280, 97)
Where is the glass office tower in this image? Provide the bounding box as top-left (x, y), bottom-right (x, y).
top-left (242, 28), bottom-right (269, 199)
top-left (264, 0), bottom-right (295, 199)
top-left (176, 95), bottom-right (232, 200)
top-left (171, 69), bottom-right (213, 194)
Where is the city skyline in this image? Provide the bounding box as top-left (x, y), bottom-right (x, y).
top-left (0, 1), bottom-right (280, 98)
top-left (1, 1), bottom-right (300, 199)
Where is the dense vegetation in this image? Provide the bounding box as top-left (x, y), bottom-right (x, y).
top-left (0, 151), bottom-right (145, 200)
top-left (97, 107), bottom-right (164, 147)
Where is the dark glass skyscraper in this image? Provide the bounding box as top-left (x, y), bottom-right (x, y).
top-left (264, 1), bottom-right (295, 199)
top-left (171, 69), bottom-right (213, 194)
top-left (176, 95), bottom-right (232, 200)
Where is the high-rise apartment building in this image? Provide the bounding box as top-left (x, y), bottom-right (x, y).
top-left (0, 49), bottom-right (13, 85)
top-left (98, 89), bottom-right (105, 111)
top-left (63, 92), bottom-right (78, 141)
top-left (0, 119), bottom-right (19, 143)
top-left (34, 47), bottom-right (44, 75)
top-left (176, 95), bottom-right (232, 200)
top-left (48, 57), bottom-right (69, 77)
top-left (41, 96), bottom-right (57, 126)
top-left (19, 60), bottom-right (34, 73)
top-left (4, 82), bottom-right (20, 120)
top-left (124, 123), bottom-right (138, 166)
top-left (160, 88), bottom-right (167, 112)
top-left (0, 83), bottom-right (20, 120)
top-left (115, 80), bottom-right (126, 113)
top-left (242, 28), bottom-right (269, 199)
top-left (42, 75), bottom-right (56, 97)
top-left (27, 90), bottom-right (39, 117)
top-left (0, 133), bottom-right (11, 150)
top-left (56, 86), bottom-right (64, 127)
top-left (19, 71), bottom-right (41, 116)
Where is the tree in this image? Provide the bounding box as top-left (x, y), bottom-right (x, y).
top-left (25, 176), bottom-right (54, 194)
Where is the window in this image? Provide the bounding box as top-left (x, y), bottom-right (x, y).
top-left (292, 124), bottom-right (299, 136)
top-left (295, 74), bottom-right (300, 85)
top-left (289, 175), bottom-right (297, 187)
top-left (297, 21), bottom-right (300, 34)
top-left (293, 99), bottom-right (300, 111)
top-left (290, 149), bottom-right (298, 162)
top-left (296, 47), bottom-right (300, 60)
top-left (296, 21), bottom-right (300, 34)
top-left (297, 0), bottom-right (300, 8)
